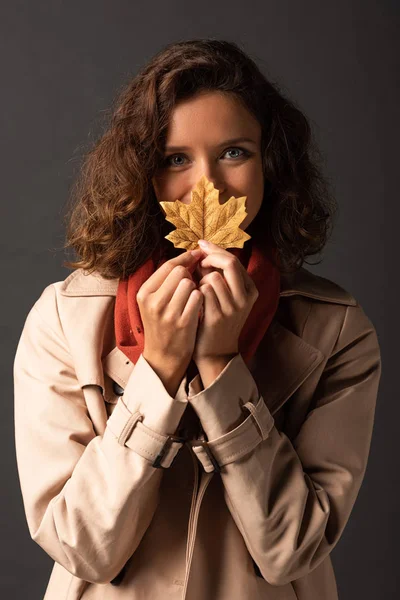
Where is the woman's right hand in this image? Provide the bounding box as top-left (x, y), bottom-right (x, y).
top-left (138, 248), bottom-right (204, 396)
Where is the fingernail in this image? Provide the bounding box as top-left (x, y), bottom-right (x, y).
top-left (198, 239), bottom-right (209, 247)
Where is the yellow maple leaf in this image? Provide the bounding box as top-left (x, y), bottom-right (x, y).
top-left (159, 174), bottom-right (252, 251)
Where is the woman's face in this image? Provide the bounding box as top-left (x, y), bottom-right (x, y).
top-left (151, 91), bottom-right (264, 231)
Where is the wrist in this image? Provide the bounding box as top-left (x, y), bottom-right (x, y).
top-left (195, 352), bottom-right (238, 368)
top-left (142, 351), bottom-right (188, 397)
top-left (195, 353), bottom-right (238, 389)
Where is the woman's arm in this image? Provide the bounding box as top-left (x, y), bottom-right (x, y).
top-left (187, 303), bottom-right (382, 586)
top-left (13, 285), bottom-right (188, 585)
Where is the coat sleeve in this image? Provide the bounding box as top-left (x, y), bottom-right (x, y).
top-left (187, 303), bottom-right (382, 586)
top-left (13, 285), bottom-right (189, 585)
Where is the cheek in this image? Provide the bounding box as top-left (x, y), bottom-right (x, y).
top-left (237, 163), bottom-right (264, 228)
top-left (244, 168), bottom-right (264, 216)
top-left (152, 174), bottom-right (190, 205)
top-left (151, 176), bottom-right (167, 202)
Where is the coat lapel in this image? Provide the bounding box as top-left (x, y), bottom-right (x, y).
top-left (250, 319), bottom-right (324, 415)
top-left (252, 267), bottom-right (355, 414)
top-left (59, 266), bottom-right (355, 410)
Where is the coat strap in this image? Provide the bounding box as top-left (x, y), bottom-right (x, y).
top-left (107, 398), bottom-right (186, 468)
top-left (189, 396), bottom-right (274, 473)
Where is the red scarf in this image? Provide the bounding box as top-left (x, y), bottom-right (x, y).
top-left (114, 227), bottom-right (281, 369)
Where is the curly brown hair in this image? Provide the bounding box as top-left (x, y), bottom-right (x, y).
top-left (63, 38), bottom-right (338, 279)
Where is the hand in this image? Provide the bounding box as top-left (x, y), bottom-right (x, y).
top-left (138, 249), bottom-right (204, 395)
top-left (192, 240), bottom-right (259, 364)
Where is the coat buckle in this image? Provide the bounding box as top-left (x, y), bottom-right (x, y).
top-left (152, 434), bottom-right (187, 469)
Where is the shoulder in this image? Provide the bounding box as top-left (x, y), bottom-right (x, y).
top-left (279, 266), bottom-right (357, 307)
top-left (32, 268), bottom-right (118, 310)
top-left (21, 269), bottom-right (116, 339)
top-left (280, 267), bottom-right (381, 358)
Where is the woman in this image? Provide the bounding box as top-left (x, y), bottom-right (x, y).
top-left (13, 39), bottom-right (382, 600)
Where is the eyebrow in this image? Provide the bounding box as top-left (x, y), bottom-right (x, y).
top-left (164, 137), bottom-right (258, 152)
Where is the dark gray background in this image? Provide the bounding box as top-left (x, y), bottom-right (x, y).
top-left (2, 1), bottom-right (398, 598)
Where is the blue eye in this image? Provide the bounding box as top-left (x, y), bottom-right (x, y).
top-left (224, 147), bottom-right (248, 159)
top-left (167, 155), bottom-right (186, 167)
top-left (163, 146), bottom-right (251, 168)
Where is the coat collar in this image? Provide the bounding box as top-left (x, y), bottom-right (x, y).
top-left (59, 265), bottom-right (357, 306)
top-left (59, 267), bottom-right (356, 415)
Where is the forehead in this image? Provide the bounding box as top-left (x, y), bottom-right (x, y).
top-left (166, 91), bottom-right (261, 144)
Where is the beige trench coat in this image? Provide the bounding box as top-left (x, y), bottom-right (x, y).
top-left (13, 265), bottom-right (382, 600)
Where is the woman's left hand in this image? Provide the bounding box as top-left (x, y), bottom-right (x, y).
top-left (192, 239), bottom-right (259, 364)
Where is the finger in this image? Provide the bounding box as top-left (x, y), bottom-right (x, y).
top-left (200, 253), bottom-right (248, 301)
top-left (193, 261), bottom-right (218, 286)
top-left (180, 287), bottom-right (203, 323)
top-left (156, 264), bottom-right (197, 309)
top-left (198, 240), bottom-right (227, 255)
top-left (198, 272), bottom-right (233, 313)
top-left (144, 250), bottom-right (202, 294)
top-left (169, 277), bottom-right (199, 316)
top-left (199, 282), bottom-right (220, 318)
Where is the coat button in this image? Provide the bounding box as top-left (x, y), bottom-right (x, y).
top-left (112, 380), bottom-right (125, 396)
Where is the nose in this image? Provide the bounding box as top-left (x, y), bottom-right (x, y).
top-left (189, 162), bottom-right (227, 204)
